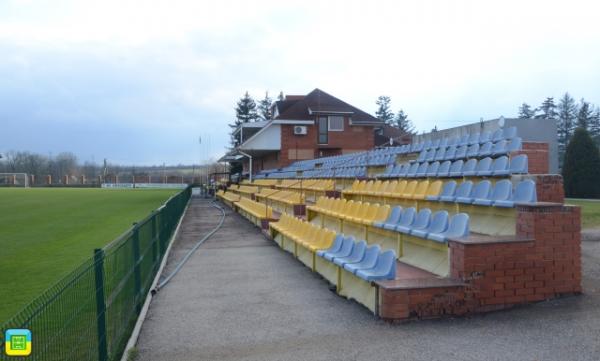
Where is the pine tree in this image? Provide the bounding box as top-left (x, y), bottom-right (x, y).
top-left (577, 98), bottom-right (594, 130)
top-left (562, 127), bottom-right (600, 198)
top-left (229, 91), bottom-right (259, 146)
top-left (590, 109), bottom-right (600, 146)
top-left (277, 91), bottom-right (285, 101)
top-left (235, 91), bottom-right (259, 123)
top-left (518, 103), bottom-right (535, 118)
top-left (535, 97), bottom-right (558, 119)
top-left (557, 93), bottom-right (578, 165)
top-left (394, 109), bottom-right (415, 133)
top-left (375, 96), bottom-right (394, 125)
top-left (257, 91), bottom-right (273, 121)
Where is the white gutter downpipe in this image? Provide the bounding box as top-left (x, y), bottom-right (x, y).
top-left (238, 150), bottom-right (253, 183)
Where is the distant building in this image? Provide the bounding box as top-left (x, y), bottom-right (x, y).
top-left (221, 88), bottom-right (389, 175)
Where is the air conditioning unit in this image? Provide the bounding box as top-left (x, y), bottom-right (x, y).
top-left (293, 126), bottom-right (308, 135)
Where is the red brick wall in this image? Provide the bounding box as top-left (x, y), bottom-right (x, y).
top-left (515, 142), bottom-right (549, 174)
top-left (448, 204), bottom-right (581, 313)
top-left (279, 117), bottom-right (375, 168)
top-left (379, 286), bottom-right (469, 320)
top-left (514, 174), bottom-right (565, 203)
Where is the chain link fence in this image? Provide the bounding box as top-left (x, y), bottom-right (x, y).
top-left (0, 186), bottom-right (191, 361)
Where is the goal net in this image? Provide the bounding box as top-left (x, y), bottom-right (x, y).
top-left (0, 173), bottom-right (30, 187)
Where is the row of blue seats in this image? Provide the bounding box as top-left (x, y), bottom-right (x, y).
top-left (301, 166), bottom-right (367, 179)
top-left (378, 155), bottom-right (528, 178)
top-left (428, 179), bottom-right (537, 207)
top-left (372, 207), bottom-right (470, 243)
top-left (415, 137), bottom-right (522, 163)
top-left (316, 235), bottom-right (396, 281)
top-left (408, 127), bottom-right (518, 153)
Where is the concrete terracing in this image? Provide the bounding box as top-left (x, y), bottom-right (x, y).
top-left (135, 196), bottom-right (600, 361)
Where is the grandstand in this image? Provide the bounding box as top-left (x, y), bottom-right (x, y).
top-left (217, 122), bottom-right (581, 320)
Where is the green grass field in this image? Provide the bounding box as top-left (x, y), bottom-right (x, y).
top-left (566, 199), bottom-right (600, 229)
top-left (0, 187), bottom-right (178, 324)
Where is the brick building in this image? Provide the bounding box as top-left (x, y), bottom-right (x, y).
top-left (221, 89), bottom-right (385, 175)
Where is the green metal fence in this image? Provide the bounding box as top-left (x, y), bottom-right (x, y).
top-left (0, 186), bottom-right (191, 361)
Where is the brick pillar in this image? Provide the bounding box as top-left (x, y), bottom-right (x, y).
top-left (516, 204), bottom-right (582, 296)
top-left (514, 142), bottom-right (549, 174)
top-left (513, 174), bottom-right (565, 203)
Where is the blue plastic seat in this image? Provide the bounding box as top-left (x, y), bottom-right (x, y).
top-left (457, 180), bottom-right (491, 204)
top-left (394, 207), bottom-right (418, 233)
top-left (466, 143), bottom-right (480, 158)
top-left (344, 244), bottom-right (381, 274)
top-left (447, 137), bottom-right (458, 147)
top-left (439, 138), bottom-right (449, 148)
top-left (495, 179), bottom-right (537, 207)
top-left (490, 139), bottom-right (507, 156)
top-left (503, 126), bottom-right (517, 139)
top-left (395, 163), bottom-right (410, 177)
top-left (425, 162), bottom-right (440, 177)
top-left (414, 162), bottom-right (429, 178)
top-left (475, 157), bottom-right (493, 176)
top-left (507, 154), bottom-right (528, 175)
top-left (490, 156), bottom-right (509, 176)
top-left (425, 149), bottom-right (436, 162)
top-left (356, 249), bottom-right (397, 281)
top-left (443, 145), bottom-right (457, 161)
top-left (458, 134), bottom-right (470, 145)
top-left (461, 158), bottom-right (478, 176)
top-left (416, 150), bottom-right (427, 163)
top-left (437, 160), bottom-right (452, 177)
top-left (442, 180), bottom-right (472, 202)
top-left (506, 137), bottom-right (522, 153)
top-left (478, 141), bottom-right (493, 157)
top-left (412, 210), bottom-right (449, 239)
top-left (431, 139), bottom-right (441, 149)
top-left (448, 160), bottom-right (464, 177)
top-left (405, 208), bottom-right (432, 235)
top-left (491, 128), bottom-right (504, 142)
top-left (433, 147), bottom-right (446, 161)
top-left (473, 179), bottom-right (512, 206)
top-left (427, 213), bottom-right (470, 243)
top-left (468, 132), bottom-right (480, 145)
top-left (411, 142), bottom-right (424, 153)
top-left (333, 240), bottom-right (367, 267)
top-left (428, 180), bottom-right (456, 201)
top-left (454, 144), bottom-right (468, 159)
top-left (374, 206), bottom-right (402, 229)
top-left (323, 236), bottom-right (355, 261)
top-left (479, 131), bottom-right (492, 144)
top-left (316, 234), bottom-right (344, 257)
top-left (406, 162), bottom-right (419, 177)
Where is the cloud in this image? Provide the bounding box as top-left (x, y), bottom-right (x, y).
top-left (1, 0), bottom-right (600, 164)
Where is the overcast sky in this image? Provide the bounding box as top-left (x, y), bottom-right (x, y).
top-left (1, 0), bottom-right (599, 165)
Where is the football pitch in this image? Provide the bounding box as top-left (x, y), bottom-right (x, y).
top-left (0, 187), bottom-right (179, 324)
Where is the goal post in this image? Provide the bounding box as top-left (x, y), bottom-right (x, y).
top-left (0, 173), bottom-right (30, 187)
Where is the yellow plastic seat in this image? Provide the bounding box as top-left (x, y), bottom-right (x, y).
top-left (401, 180), bottom-right (418, 199)
top-left (410, 180), bottom-right (431, 200)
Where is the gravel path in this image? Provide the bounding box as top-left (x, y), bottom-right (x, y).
top-left (135, 197), bottom-right (600, 361)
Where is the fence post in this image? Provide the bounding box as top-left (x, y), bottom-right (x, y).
top-left (132, 224), bottom-right (142, 315)
top-left (151, 214), bottom-right (158, 269)
top-left (93, 248), bottom-right (108, 361)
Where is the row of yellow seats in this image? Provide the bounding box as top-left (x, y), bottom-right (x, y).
top-left (217, 190), bottom-right (240, 202)
top-left (252, 179), bottom-right (279, 186)
top-left (289, 179), bottom-right (335, 191)
top-left (271, 214), bottom-right (336, 252)
top-left (256, 189), bottom-right (304, 204)
top-left (343, 179), bottom-right (442, 200)
top-left (308, 197), bottom-right (390, 226)
top-left (237, 197), bottom-right (273, 219)
top-left (235, 185), bottom-right (259, 195)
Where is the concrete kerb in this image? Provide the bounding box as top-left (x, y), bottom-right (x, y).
top-left (119, 197), bottom-right (192, 361)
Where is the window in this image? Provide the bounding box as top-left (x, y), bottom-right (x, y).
top-left (318, 116), bottom-right (328, 144)
top-left (328, 116), bottom-right (344, 131)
